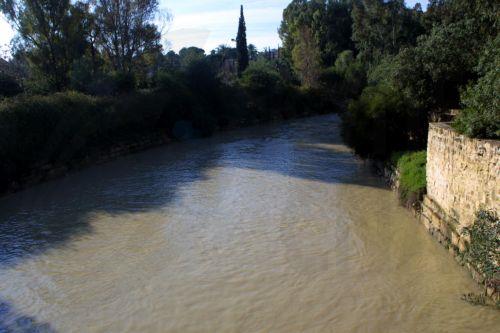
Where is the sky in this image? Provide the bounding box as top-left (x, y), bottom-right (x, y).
top-left (0, 0), bottom-right (429, 55)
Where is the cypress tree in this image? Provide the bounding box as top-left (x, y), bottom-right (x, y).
top-left (236, 5), bottom-right (249, 76)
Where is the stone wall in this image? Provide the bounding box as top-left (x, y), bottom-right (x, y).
top-left (424, 123), bottom-right (499, 231)
top-left (421, 123), bottom-right (499, 301)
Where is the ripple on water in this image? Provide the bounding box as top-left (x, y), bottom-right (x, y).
top-left (0, 114), bottom-right (498, 332)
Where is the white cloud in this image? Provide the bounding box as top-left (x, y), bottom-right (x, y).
top-left (166, 28), bottom-right (211, 52)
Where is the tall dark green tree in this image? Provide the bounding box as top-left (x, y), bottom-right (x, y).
top-left (236, 5), bottom-right (249, 76)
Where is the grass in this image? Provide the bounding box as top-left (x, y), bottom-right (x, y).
top-left (391, 150), bottom-right (427, 203)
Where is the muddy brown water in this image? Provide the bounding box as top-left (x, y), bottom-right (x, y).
top-left (0, 115), bottom-right (498, 332)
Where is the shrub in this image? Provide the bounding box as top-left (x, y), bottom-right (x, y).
top-left (0, 91), bottom-right (170, 191)
top-left (462, 210), bottom-right (500, 280)
top-left (342, 84), bottom-right (427, 159)
top-left (0, 92), bottom-right (109, 189)
top-left (241, 60), bottom-right (283, 93)
top-left (240, 60), bottom-right (286, 121)
top-left (112, 71), bottom-right (137, 93)
top-left (0, 73), bottom-right (23, 97)
top-left (393, 150), bottom-right (427, 203)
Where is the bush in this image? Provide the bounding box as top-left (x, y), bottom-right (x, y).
top-left (0, 91), bottom-right (169, 191)
top-left (241, 60), bottom-right (287, 121)
top-left (392, 150), bottom-right (427, 203)
top-left (342, 84), bottom-right (427, 159)
top-left (112, 71), bottom-right (137, 93)
top-left (0, 73), bottom-right (23, 97)
top-left (241, 60), bottom-right (283, 93)
top-left (462, 210), bottom-right (499, 280)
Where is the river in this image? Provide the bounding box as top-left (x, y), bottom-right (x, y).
top-left (0, 114), bottom-right (498, 332)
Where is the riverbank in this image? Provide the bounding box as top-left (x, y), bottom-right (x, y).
top-left (376, 124), bottom-right (500, 306)
top-left (380, 166), bottom-right (499, 307)
top-left (0, 110), bottom-right (321, 198)
top-left (1, 131), bottom-right (171, 197)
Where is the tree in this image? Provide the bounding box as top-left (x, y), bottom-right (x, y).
top-left (351, 0), bottom-right (423, 63)
top-left (248, 44), bottom-right (258, 61)
top-left (291, 25), bottom-right (322, 88)
top-left (453, 35), bottom-right (500, 139)
top-left (179, 47), bottom-right (205, 68)
top-left (92, 0), bottom-right (163, 73)
top-left (314, 0), bottom-right (354, 66)
top-left (0, 0), bottom-right (90, 89)
top-left (236, 5), bottom-right (249, 76)
top-left (164, 50), bottom-right (181, 71)
top-left (393, 17), bottom-right (490, 114)
top-left (280, 0), bottom-right (355, 71)
top-left (211, 44), bottom-right (237, 61)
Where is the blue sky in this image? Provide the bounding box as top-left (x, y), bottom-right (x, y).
top-left (0, 0), bottom-right (429, 55)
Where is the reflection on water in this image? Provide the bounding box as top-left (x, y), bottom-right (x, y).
top-left (0, 115), bottom-right (498, 332)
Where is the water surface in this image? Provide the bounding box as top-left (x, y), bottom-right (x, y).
top-left (0, 115), bottom-right (498, 332)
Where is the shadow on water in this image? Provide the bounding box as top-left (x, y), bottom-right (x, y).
top-left (0, 143), bottom-right (221, 269)
top-left (0, 299), bottom-right (55, 333)
top-left (0, 114), bottom-right (385, 269)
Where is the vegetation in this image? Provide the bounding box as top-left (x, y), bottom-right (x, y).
top-left (0, 1), bottom-right (328, 193)
top-left (462, 210), bottom-right (500, 281)
top-left (0, 0), bottom-right (498, 192)
top-left (0, 72), bottom-right (22, 97)
top-left (453, 36), bottom-right (500, 139)
top-left (391, 151), bottom-right (427, 204)
top-left (236, 5), bottom-right (249, 76)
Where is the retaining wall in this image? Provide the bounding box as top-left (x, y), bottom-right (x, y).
top-left (421, 123), bottom-right (499, 301)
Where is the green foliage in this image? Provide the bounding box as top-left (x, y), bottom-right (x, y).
top-left (240, 59), bottom-right (324, 120)
top-left (69, 57), bottom-right (96, 92)
top-left (240, 60), bottom-right (287, 120)
top-left (366, 55), bottom-right (398, 86)
top-left (0, 89), bottom-right (218, 191)
top-left (319, 50), bottom-right (366, 99)
top-left (453, 36), bottom-right (500, 139)
top-left (0, 0), bottom-right (91, 90)
top-left (179, 47), bottom-right (206, 68)
top-left (342, 84), bottom-right (426, 159)
top-left (1, 0), bottom-right (163, 90)
top-left (279, 0), bottom-right (354, 67)
top-left (393, 150), bottom-right (427, 202)
top-left (393, 19), bottom-right (483, 112)
top-left (0, 72), bottom-right (22, 97)
top-left (241, 60), bottom-right (282, 93)
top-left (462, 210), bottom-right (500, 280)
top-left (93, 0), bottom-right (163, 73)
top-left (291, 25), bottom-right (322, 88)
top-left (0, 92), bottom-right (109, 189)
top-left (111, 71), bottom-right (137, 94)
top-left (352, 0), bottom-right (424, 63)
